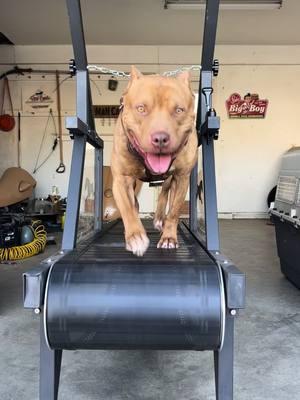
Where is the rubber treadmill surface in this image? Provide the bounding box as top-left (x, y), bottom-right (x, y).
top-left (48, 220), bottom-right (222, 351)
top-left (57, 219), bottom-right (215, 267)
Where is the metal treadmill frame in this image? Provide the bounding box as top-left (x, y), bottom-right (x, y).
top-left (23, 1), bottom-right (245, 399)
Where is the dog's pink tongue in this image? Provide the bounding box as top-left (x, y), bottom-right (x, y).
top-left (146, 153), bottom-right (172, 174)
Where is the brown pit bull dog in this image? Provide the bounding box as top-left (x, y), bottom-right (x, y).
top-left (111, 66), bottom-right (198, 256)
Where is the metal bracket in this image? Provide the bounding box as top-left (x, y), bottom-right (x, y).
top-left (202, 87), bottom-right (213, 111)
top-left (69, 58), bottom-right (77, 77)
top-left (212, 59), bottom-right (219, 77)
top-left (66, 116), bottom-right (103, 148)
top-left (200, 88), bottom-right (220, 141)
top-left (211, 251), bottom-right (246, 310)
top-left (202, 108), bottom-right (220, 141)
top-left (23, 251), bottom-right (68, 309)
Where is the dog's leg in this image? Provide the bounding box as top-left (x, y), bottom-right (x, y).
top-left (157, 174), bottom-right (189, 249)
top-left (132, 180), bottom-right (140, 212)
top-left (135, 195), bottom-right (140, 212)
top-left (113, 174), bottom-right (149, 256)
top-left (153, 176), bottom-right (172, 231)
top-left (168, 176), bottom-right (177, 211)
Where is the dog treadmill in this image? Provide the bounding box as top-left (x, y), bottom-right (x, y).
top-left (23, 1), bottom-right (245, 399)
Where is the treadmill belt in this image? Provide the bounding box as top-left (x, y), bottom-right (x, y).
top-left (47, 219), bottom-right (222, 350)
top-left (57, 219), bottom-right (214, 267)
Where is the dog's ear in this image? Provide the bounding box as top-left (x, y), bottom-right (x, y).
top-left (176, 70), bottom-right (190, 86)
top-left (122, 66), bottom-right (143, 98)
top-left (130, 65), bottom-right (142, 80)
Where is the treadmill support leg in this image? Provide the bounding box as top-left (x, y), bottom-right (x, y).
top-left (40, 317), bottom-right (62, 400)
top-left (214, 313), bottom-right (234, 400)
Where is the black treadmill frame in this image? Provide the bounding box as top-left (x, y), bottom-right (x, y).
top-left (23, 1), bottom-right (246, 399)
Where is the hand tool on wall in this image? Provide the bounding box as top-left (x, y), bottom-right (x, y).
top-left (33, 109), bottom-right (58, 174)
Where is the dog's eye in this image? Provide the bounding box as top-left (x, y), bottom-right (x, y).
top-left (175, 107), bottom-right (185, 114)
top-left (137, 104), bottom-right (146, 114)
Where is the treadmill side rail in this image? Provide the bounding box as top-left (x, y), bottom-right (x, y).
top-left (23, 264), bottom-right (50, 309)
top-left (221, 263), bottom-right (246, 310)
top-left (23, 252), bottom-right (68, 309)
top-left (211, 251), bottom-right (246, 310)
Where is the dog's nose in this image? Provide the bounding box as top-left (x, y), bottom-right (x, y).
top-left (151, 132), bottom-right (170, 149)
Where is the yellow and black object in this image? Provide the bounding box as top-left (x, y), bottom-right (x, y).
top-left (0, 220), bottom-right (47, 261)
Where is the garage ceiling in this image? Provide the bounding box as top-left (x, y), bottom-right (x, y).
top-left (0, 0), bottom-right (299, 46)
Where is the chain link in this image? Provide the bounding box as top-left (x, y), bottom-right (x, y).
top-left (87, 64), bottom-right (201, 78)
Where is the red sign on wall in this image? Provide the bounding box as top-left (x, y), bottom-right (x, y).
top-left (226, 93), bottom-right (268, 119)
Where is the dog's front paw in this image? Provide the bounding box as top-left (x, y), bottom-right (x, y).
top-left (126, 231), bottom-right (150, 257)
top-left (153, 218), bottom-right (164, 232)
top-left (157, 236), bottom-right (179, 249)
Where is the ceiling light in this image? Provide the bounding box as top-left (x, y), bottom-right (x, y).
top-left (164, 0), bottom-right (283, 11)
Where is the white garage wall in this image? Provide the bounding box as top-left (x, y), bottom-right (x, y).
top-left (215, 64), bottom-right (300, 218)
top-left (1, 44), bottom-right (300, 217)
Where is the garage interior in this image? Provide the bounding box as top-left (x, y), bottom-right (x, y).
top-left (0, 1), bottom-right (300, 400)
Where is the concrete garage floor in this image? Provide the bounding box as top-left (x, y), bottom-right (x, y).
top-left (0, 220), bottom-right (299, 400)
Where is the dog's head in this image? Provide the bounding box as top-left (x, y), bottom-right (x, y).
top-left (121, 66), bottom-right (195, 175)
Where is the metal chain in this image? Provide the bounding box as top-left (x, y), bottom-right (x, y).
top-left (87, 65), bottom-right (130, 78)
top-left (162, 65), bottom-right (201, 77)
top-left (87, 64), bottom-right (201, 78)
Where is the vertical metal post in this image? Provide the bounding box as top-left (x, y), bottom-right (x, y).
top-left (202, 136), bottom-right (219, 251)
top-left (62, 135), bottom-right (87, 250)
top-left (200, 69), bottom-right (219, 251)
top-left (214, 313), bottom-right (234, 400)
top-left (192, 0), bottom-right (220, 251)
top-left (62, 71), bottom-right (89, 250)
top-left (200, 1), bottom-right (220, 72)
top-left (94, 147), bottom-right (103, 231)
top-left (62, 0), bottom-right (102, 249)
top-left (189, 161), bottom-right (199, 232)
top-left (40, 317), bottom-right (62, 400)
top-left (65, 0), bottom-right (89, 71)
